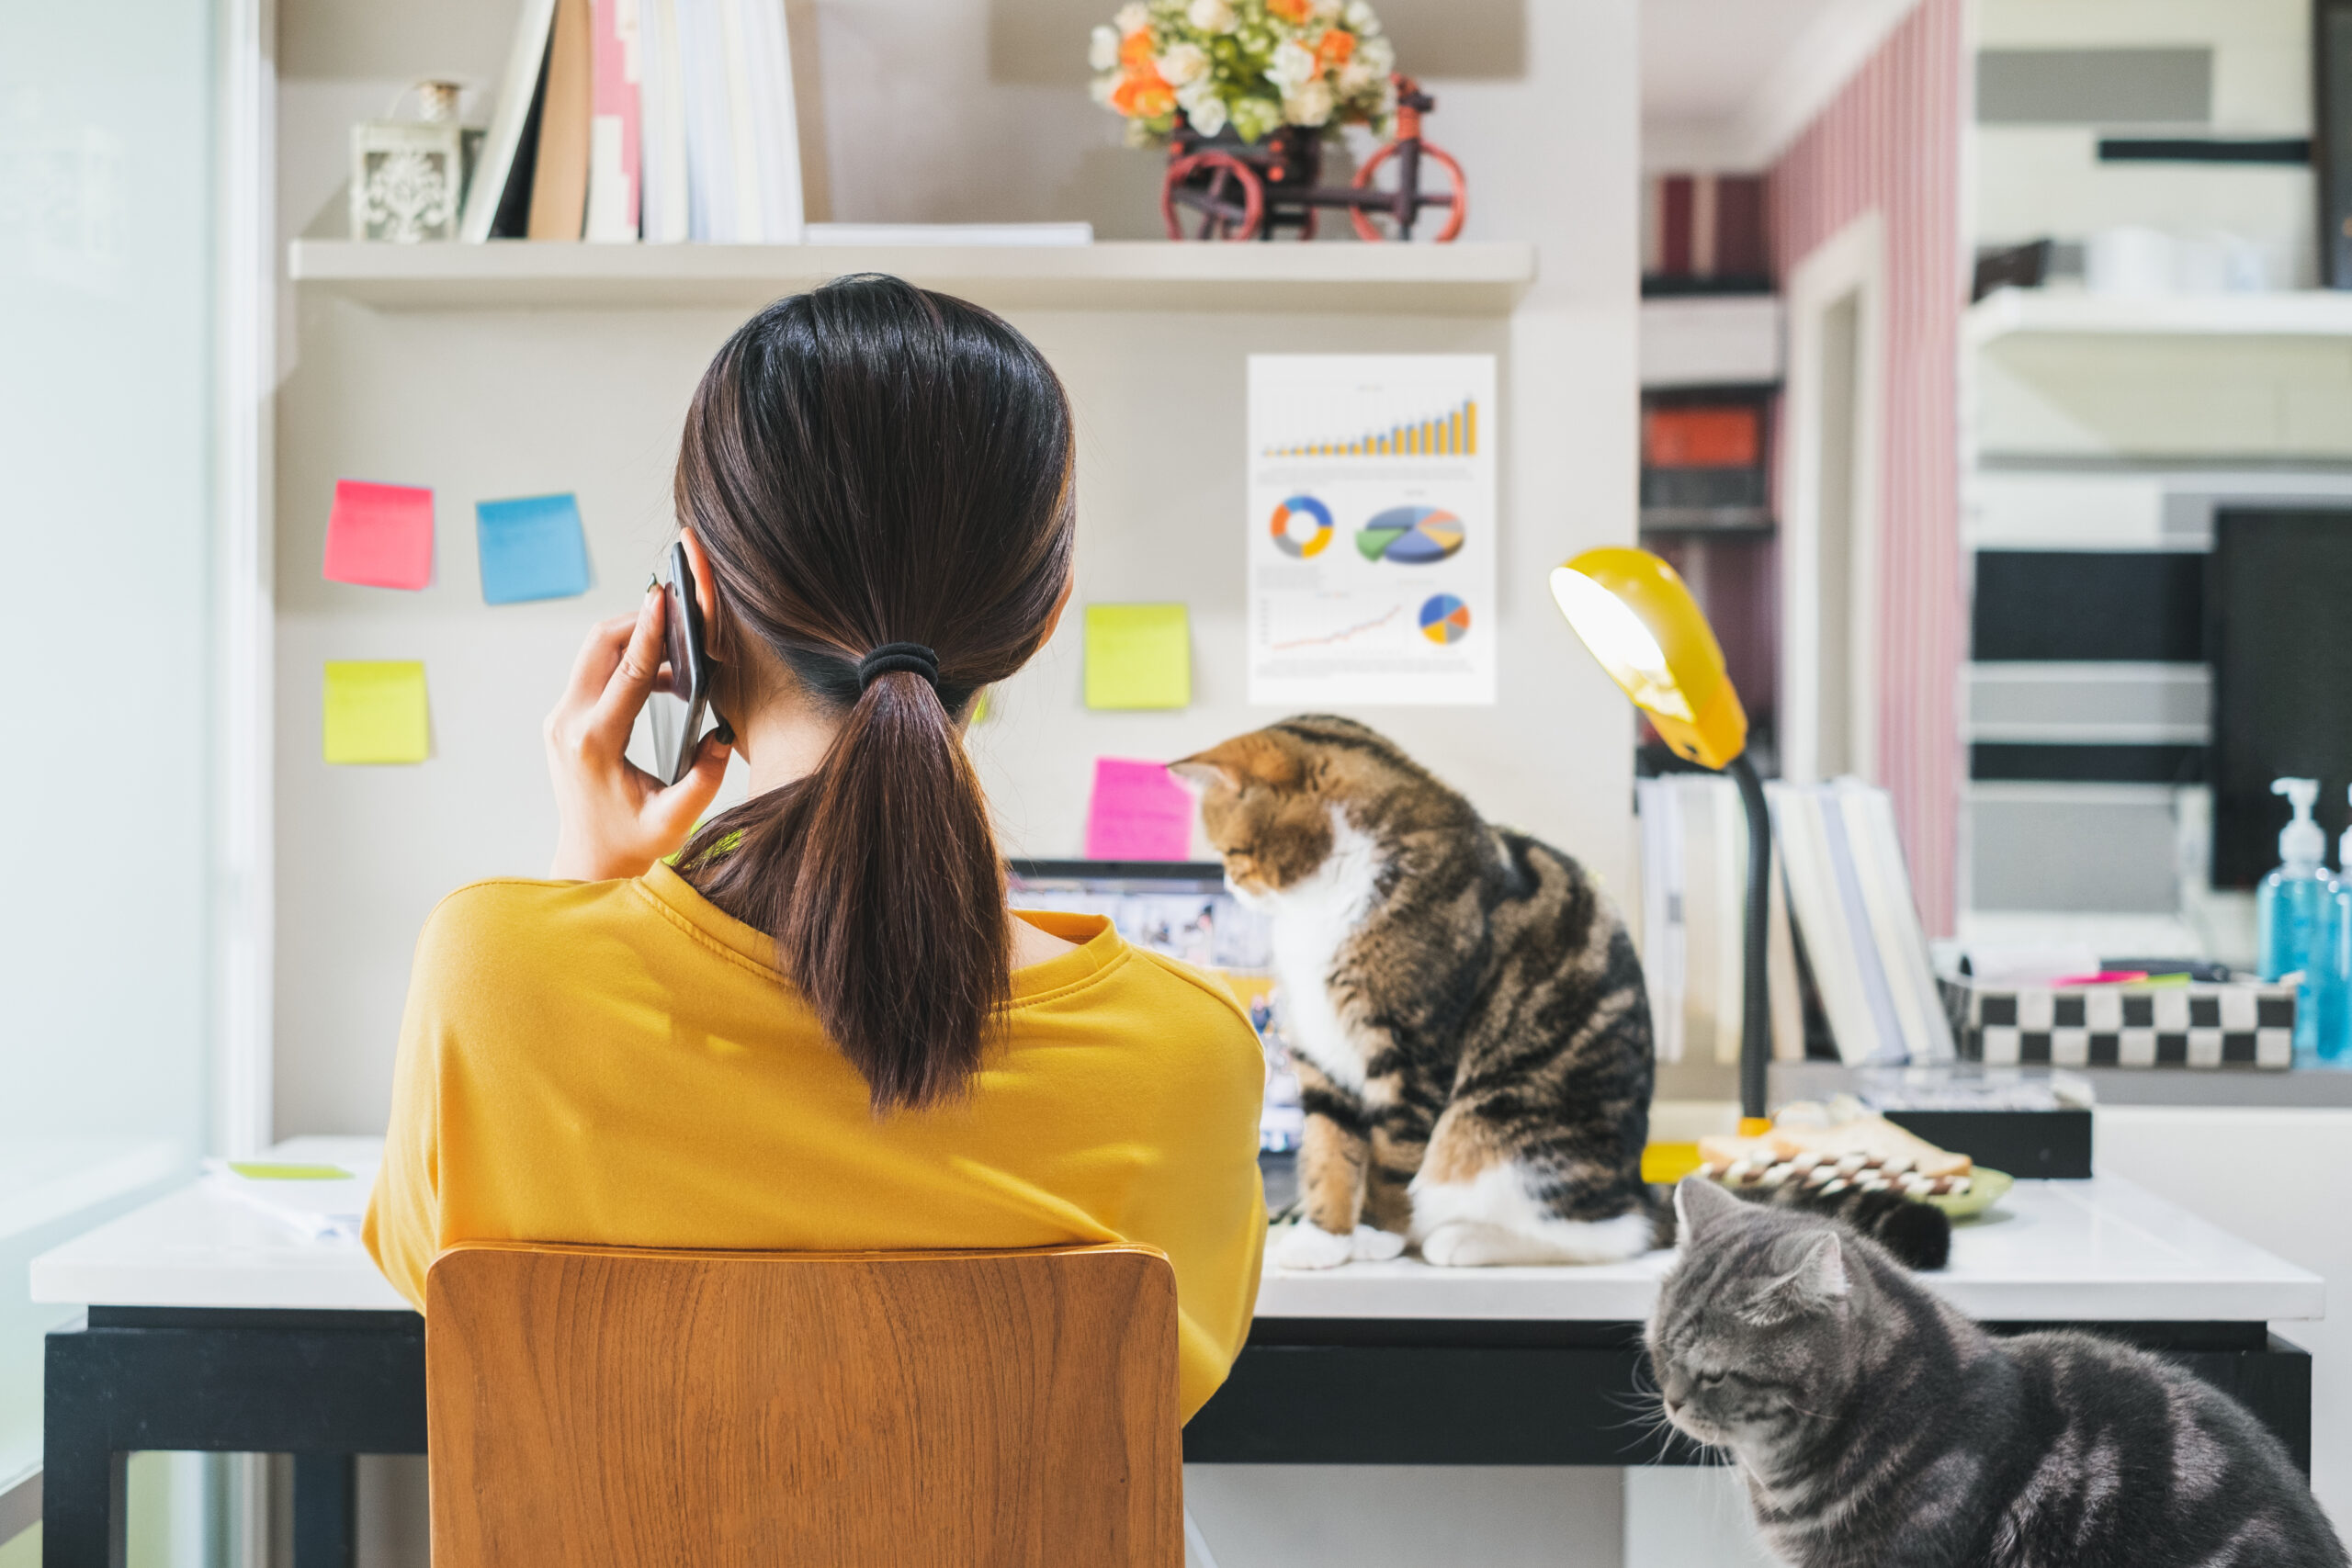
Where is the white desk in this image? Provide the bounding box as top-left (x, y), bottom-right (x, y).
top-left (32, 1136), bottom-right (2323, 1326)
top-left (29, 1140), bottom-right (2325, 1568)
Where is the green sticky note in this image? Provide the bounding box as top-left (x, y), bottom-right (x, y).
top-left (228, 1162), bottom-right (353, 1181)
top-left (1084, 604), bottom-right (1191, 710)
top-left (323, 660), bottom-right (430, 764)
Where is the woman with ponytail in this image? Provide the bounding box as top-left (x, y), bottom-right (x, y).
top-left (366, 276), bottom-right (1267, 1421)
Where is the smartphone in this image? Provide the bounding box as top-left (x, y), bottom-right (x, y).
top-left (659, 539), bottom-right (711, 784)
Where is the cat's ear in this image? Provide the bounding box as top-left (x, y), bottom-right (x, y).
top-left (1760, 1231), bottom-right (1849, 1314)
top-left (1673, 1175), bottom-right (1742, 1241)
top-left (1171, 732), bottom-right (1303, 794)
top-left (1169, 755), bottom-right (1238, 792)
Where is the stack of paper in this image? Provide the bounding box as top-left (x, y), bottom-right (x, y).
top-left (1766, 779), bottom-right (1955, 1066)
top-left (1634, 774), bottom-right (1802, 1066)
top-left (203, 1159), bottom-right (378, 1244)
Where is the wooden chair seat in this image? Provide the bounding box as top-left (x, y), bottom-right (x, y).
top-left (425, 1242), bottom-right (1182, 1567)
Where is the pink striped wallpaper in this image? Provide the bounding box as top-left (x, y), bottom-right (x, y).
top-left (1767, 0), bottom-right (1968, 934)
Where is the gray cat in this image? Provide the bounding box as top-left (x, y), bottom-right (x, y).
top-left (1649, 1176), bottom-right (2346, 1568)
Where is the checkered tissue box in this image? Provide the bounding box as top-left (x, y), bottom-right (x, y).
top-left (1961, 982), bottom-right (2295, 1070)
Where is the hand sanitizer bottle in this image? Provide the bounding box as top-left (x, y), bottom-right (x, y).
top-left (2257, 777), bottom-right (2332, 1061)
top-left (2319, 793), bottom-right (2352, 1066)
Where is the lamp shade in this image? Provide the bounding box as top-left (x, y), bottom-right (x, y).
top-left (1550, 547), bottom-right (1748, 770)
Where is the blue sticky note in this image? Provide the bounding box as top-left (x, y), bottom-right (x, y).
top-left (476, 494), bottom-right (592, 604)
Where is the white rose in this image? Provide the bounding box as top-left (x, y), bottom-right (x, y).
top-left (1091, 73), bottom-right (1119, 107)
top-left (1343, 0), bottom-right (1381, 34)
top-left (1185, 91), bottom-right (1229, 136)
top-left (1336, 59), bottom-right (1375, 96)
top-left (1158, 41), bottom-right (1208, 86)
top-left (1266, 39), bottom-right (1318, 87)
top-left (1309, 0), bottom-right (1341, 17)
top-left (1283, 79), bottom-right (1335, 126)
top-left (1360, 33), bottom-right (1394, 72)
top-left (1115, 2), bottom-right (1150, 33)
top-left (1089, 24), bottom-right (1121, 71)
top-left (1187, 0), bottom-right (1237, 32)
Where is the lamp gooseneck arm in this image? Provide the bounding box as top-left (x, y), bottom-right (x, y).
top-left (1727, 751), bottom-right (1772, 1123)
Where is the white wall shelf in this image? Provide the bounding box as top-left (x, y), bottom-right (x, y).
top-left (1640, 294), bottom-right (1784, 387)
top-left (1970, 287), bottom-right (2352, 345)
top-left (288, 239), bottom-right (1538, 315)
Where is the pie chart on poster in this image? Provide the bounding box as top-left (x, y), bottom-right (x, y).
top-left (1357, 505), bottom-right (1467, 564)
top-left (1270, 494), bottom-right (1334, 558)
top-left (1419, 593), bottom-right (1472, 645)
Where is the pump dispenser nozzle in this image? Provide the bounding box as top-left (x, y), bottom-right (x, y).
top-left (2276, 777), bottom-right (2325, 871)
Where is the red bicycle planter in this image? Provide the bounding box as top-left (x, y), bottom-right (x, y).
top-left (1160, 74), bottom-right (1466, 243)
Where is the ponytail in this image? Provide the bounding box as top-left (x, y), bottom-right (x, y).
top-left (673, 276), bottom-right (1075, 1111)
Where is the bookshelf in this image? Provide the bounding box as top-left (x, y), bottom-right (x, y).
top-left (288, 239), bottom-right (1540, 314)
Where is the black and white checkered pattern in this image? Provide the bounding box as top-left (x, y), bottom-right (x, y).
top-left (1962, 983), bottom-right (2295, 1070)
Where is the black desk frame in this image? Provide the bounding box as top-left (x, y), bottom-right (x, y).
top-left (41, 1307), bottom-right (2311, 1568)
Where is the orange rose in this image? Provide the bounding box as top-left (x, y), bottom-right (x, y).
top-left (1314, 27), bottom-right (1354, 66)
top-left (1112, 61), bottom-right (1176, 118)
top-left (1267, 0), bottom-right (1311, 20)
top-left (1118, 28), bottom-right (1157, 68)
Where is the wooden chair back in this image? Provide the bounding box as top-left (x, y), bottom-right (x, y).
top-left (424, 1242), bottom-right (1182, 1568)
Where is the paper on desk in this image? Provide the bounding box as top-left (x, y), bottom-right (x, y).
top-left (323, 480), bottom-right (435, 590)
top-left (1085, 757), bottom-right (1195, 860)
top-left (203, 1159), bottom-right (379, 1243)
top-left (1084, 604), bottom-right (1191, 710)
top-left (476, 492), bottom-right (593, 604)
top-left (323, 660), bottom-right (430, 764)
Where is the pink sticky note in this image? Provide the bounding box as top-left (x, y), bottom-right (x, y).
top-left (323, 480), bottom-right (435, 590)
top-left (1085, 758), bottom-right (1194, 861)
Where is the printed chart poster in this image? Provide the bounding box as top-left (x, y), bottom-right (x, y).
top-left (1247, 354), bottom-right (1497, 706)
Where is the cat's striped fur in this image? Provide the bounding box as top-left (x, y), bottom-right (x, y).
top-left (1172, 716), bottom-right (1658, 1268)
top-left (1650, 1176), bottom-right (2346, 1568)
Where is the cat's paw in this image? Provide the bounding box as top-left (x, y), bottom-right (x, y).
top-left (1419, 1221), bottom-right (1521, 1268)
top-left (1272, 1222), bottom-right (1407, 1269)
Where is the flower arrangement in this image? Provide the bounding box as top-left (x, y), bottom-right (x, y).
top-left (1090, 0), bottom-right (1396, 147)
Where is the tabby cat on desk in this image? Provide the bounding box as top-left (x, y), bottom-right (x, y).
top-left (1649, 1177), bottom-right (2348, 1568)
top-left (1172, 716), bottom-right (1659, 1269)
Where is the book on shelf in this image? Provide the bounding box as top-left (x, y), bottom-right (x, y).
top-left (459, 0), bottom-right (560, 242)
top-left (527, 0), bottom-right (595, 240)
top-left (461, 0), bottom-right (802, 243)
top-left (1765, 778), bottom-right (1954, 1066)
top-left (1634, 773), bottom-right (1801, 1066)
top-left (584, 0), bottom-right (643, 242)
top-left (639, 0), bottom-right (691, 242)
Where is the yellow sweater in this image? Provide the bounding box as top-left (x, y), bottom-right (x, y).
top-left (364, 863), bottom-right (1267, 1420)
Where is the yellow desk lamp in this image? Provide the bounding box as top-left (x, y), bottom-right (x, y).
top-left (1550, 547), bottom-right (1773, 1134)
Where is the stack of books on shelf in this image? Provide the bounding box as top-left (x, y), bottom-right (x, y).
top-left (1767, 778), bottom-right (1955, 1066)
top-left (1634, 773), bottom-right (1803, 1066)
top-left (1636, 774), bottom-right (1957, 1070)
top-left (462, 0), bottom-right (805, 244)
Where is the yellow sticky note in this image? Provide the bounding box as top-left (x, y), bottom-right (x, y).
top-left (1084, 604), bottom-right (1191, 710)
top-left (228, 1162), bottom-right (353, 1181)
top-left (323, 660), bottom-right (430, 764)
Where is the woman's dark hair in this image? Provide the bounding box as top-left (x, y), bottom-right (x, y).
top-left (673, 275), bottom-right (1076, 1111)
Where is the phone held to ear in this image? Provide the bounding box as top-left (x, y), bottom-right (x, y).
top-left (660, 539), bottom-right (711, 785)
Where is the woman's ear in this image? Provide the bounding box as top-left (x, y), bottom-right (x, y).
top-left (679, 528), bottom-right (725, 660)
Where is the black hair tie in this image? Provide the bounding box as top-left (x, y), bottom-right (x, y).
top-left (857, 642), bottom-right (941, 694)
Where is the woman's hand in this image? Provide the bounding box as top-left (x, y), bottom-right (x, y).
top-left (546, 585), bottom-right (731, 882)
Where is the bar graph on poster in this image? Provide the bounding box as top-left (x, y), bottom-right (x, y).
top-left (1249, 355), bottom-right (1497, 705)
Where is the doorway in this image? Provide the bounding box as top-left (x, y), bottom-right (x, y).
top-left (1783, 211), bottom-right (1885, 784)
